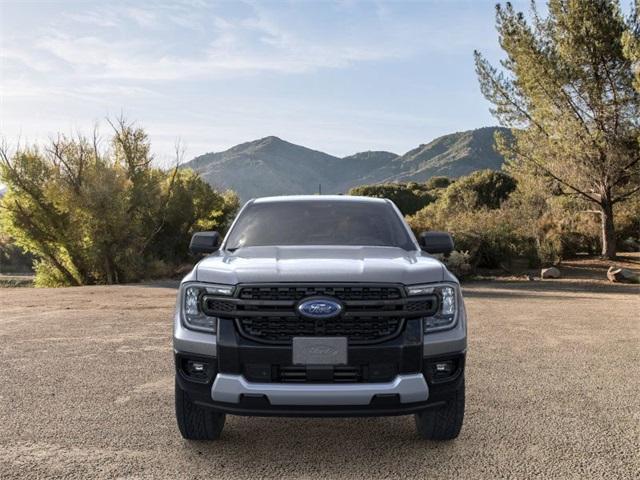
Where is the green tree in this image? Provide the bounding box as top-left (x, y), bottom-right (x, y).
top-left (424, 176), bottom-right (451, 190)
top-left (348, 182), bottom-right (436, 215)
top-left (439, 170), bottom-right (516, 212)
top-left (407, 170), bottom-right (529, 269)
top-left (475, 0), bottom-right (640, 258)
top-left (147, 169), bottom-right (239, 263)
top-left (0, 120), bottom-right (238, 286)
top-left (623, 1), bottom-right (640, 91)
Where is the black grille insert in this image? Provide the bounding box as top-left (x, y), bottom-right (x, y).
top-left (237, 316), bottom-right (403, 344)
top-left (202, 283), bottom-right (438, 345)
top-left (238, 285), bottom-right (402, 301)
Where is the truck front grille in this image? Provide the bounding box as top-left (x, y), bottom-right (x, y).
top-left (238, 285), bottom-right (402, 301)
top-left (237, 316), bottom-right (403, 344)
top-left (202, 283), bottom-right (438, 345)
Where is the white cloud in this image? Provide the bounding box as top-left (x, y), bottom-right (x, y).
top-left (0, 0), bottom-right (499, 161)
top-left (13, 5), bottom-right (403, 83)
top-left (123, 7), bottom-right (159, 28)
top-left (62, 10), bottom-right (120, 28)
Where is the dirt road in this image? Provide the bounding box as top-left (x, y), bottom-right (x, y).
top-left (1, 281), bottom-right (638, 479)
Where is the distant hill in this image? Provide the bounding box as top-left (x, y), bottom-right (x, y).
top-left (185, 136), bottom-right (344, 200)
top-left (183, 127), bottom-right (510, 200)
top-left (357, 127), bottom-right (511, 184)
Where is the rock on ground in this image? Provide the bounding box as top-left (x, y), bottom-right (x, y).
top-left (607, 266), bottom-right (638, 283)
top-left (541, 267), bottom-right (561, 279)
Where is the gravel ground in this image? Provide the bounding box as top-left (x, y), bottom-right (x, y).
top-left (0, 281), bottom-right (638, 479)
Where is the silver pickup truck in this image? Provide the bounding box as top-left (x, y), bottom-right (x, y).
top-left (173, 195), bottom-right (466, 441)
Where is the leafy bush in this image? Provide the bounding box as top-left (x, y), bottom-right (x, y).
top-left (447, 210), bottom-right (537, 269)
top-left (0, 121), bottom-right (239, 286)
top-left (348, 182), bottom-right (436, 215)
top-left (406, 166), bottom-right (635, 271)
top-left (438, 170), bottom-right (516, 212)
top-left (534, 208), bottom-right (600, 264)
top-left (443, 250), bottom-right (473, 279)
top-left (407, 171), bottom-right (538, 270)
top-left (616, 195), bottom-right (640, 251)
top-left (0, 233), bottom-right (33, 273)
top-left (424, 176), bottom-right (451, 190)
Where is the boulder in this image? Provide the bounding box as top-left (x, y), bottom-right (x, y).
top-left (541, 267), bottom-right (561, 279)
top-left (607, 267), bottom-right (638, 283)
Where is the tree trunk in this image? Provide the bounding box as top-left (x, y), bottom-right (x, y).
top-left (43, 249), bottom-right (81, 286)
top-left (600, 199), bottom-right (616, 259)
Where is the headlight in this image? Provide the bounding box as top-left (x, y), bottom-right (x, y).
top-left (182, 283), bottom-right (233, 333)
top-left (406, 285), bottom-right (435, 296)
top-left (407, 284), bottom-right (458, 333)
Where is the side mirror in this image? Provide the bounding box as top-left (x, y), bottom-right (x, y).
top-left (419, 231), bottom-right (454, 255)
top-left (189, 231), bottom-right (221, 255)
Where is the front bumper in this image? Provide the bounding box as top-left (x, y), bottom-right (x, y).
top-left (175, 349), bottom-right (464, 417)
top-left (175, 355), bottom-right (463, 417)
top-left (211, 372), bottom-right (428, 405)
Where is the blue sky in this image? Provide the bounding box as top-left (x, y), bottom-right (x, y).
top-left (0, 0), bottom-right (527, 165)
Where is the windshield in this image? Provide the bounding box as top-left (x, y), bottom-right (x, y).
top-left (225, 200), bottom-right (416, 250)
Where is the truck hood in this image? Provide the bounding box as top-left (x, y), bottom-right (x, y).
top-left (195, 246), bottom-right (446, 285)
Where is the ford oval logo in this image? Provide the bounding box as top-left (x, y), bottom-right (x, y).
top-left (297, 298), bottom-right (342, 319)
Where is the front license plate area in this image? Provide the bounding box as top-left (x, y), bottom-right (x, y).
top-left (292, 337), bottom-right (348, 365)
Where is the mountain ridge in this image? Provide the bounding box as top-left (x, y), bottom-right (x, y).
top-left (184, 126), bottom-right (510, 201)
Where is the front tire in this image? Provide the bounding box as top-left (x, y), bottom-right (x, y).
top-left (175, 378), bottom-right (225, 440)
top-left (415, 376), bottom-right (465, 440)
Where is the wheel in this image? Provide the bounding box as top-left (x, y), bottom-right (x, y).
top-left (414, 376), bottom-right (465, 440)
top-left (175, 377), bottom-right (226, 440)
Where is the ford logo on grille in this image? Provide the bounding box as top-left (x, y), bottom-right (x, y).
top-left (297, 298), bottom-right (342, 319)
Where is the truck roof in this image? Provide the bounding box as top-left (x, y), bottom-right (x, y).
top-left (252, 195), bottom-right (388, 204)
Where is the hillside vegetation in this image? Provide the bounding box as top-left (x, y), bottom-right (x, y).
top-left (357, 170), bottom-right (639, 277)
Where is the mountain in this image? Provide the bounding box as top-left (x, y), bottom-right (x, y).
top-left (357, 126), bottom-right (511, 184)
top-left (183, 127), bottom-right (509, 201)
top-left (331, 151), bottom-right (399, 193)
top-left (341, 150), bottom-right (398, 167)
top-left (185, 136), bottom-right (342, 200)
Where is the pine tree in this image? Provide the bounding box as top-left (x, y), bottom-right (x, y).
top-left (475, 0), bottom-right (640, 258)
